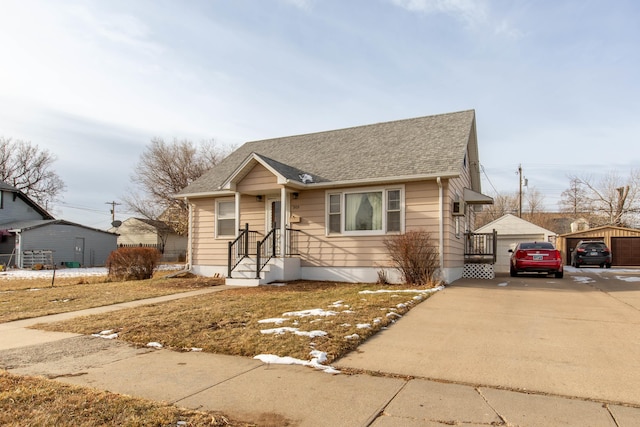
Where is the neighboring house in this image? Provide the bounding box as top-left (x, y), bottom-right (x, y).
top-left (558, 225), bottom-right (640, 266)
top-left (177, 110), bottom-right (493, 285)
top-left (475, 214), bottom-right (557, 273)
top-left (0, 182), bottom-right (117, 268)
top-left (110, 217), bottom-right (187, 262)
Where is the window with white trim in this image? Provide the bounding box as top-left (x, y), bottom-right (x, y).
top-left (216, 200), bottom-right (236, 237)
top-left (326, 188), bottom-right (403, 235)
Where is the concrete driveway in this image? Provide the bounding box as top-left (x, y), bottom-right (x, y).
top-left (335, 267), bottom-right (640, 406)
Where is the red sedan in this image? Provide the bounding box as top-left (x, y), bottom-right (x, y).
top-left (509, 241), bottom-right (564, 278)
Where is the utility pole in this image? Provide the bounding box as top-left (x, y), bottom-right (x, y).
top-left (518, 164), bottom-right (523, 218)
top-left (105, 201), bottom-right (122, 223)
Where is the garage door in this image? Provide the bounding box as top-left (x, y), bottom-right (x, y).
top-left (495, 235), bottom-right (545, 273)
top-left (611, 237), bottom-right (640, 266)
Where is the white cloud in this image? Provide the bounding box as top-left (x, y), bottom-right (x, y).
top-left (279, 0), bottom-right (315, 11)
top-left (390, 0), bottom-right (488, 26)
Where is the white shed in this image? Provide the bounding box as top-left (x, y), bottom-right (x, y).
top-left (475, 214), bottom-right (557, 273)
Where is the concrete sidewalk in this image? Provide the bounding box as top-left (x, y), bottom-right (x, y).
top-left (1, 284), bottom-right (639, 426)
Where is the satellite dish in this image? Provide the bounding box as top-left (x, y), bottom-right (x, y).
top-left (111, 220), bottom-right (122, 227)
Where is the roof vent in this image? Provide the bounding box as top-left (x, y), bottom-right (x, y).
top-left (299, 173), bottom-right (314, 184)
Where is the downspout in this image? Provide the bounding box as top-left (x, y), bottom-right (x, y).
top-left (165, 199), bottom-right (193, 278)
top-left (437, 177), bottom-right (444, 280)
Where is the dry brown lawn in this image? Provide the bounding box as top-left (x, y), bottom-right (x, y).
top-left (0, 272), bottom-right (223, 323)
top-left (0, 370), bottom-right (254, 427)
top-left (35, 280), bottom-right (436, 364)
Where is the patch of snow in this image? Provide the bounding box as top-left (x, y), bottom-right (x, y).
top-left (258, 317), bottom-right (287, 325)
top-left (260, 327), bottom-right (327, 338)
top-left (387, 312), bottom-right (402, 318)
top-left (253, 353), bottom-right (340, 374)
top-left (356, 323), bottom-right (371, 329)
top-left (282, 308), bottom-right (338, 317)
top-left (616, 276), bottom-right (640, 282)
top-left (147, 342), bottom-right (163, 348)
top-left (92, 330), bottom-right (118, 339)
top-left (345, 334), bottom-right (360, 340)
top-left (396, 303), bottom-right (407, 309)
top-left (359, 286), bottom-right (444, 295)
top-left (498, 282), bottom-right (508, 287)
top-left (573, 276), bottom-right (595, 284)
top-left (189, 347), bottom-right (203, 352)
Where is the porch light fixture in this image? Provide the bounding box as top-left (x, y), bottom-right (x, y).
top-left (292, 192), bottom-right (299, 199)
top-left (256, 195), bottom-right (263, 202)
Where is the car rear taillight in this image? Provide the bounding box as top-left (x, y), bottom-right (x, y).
top-left (515, 250), bottom-right (527, 259)
top-left (555, 250), bottom-right (562, 260)
top-left (576, 247), bottom-right (586, 254)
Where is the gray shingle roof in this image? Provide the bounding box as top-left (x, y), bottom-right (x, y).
top-left (179, 110), bottom-right (476, 196)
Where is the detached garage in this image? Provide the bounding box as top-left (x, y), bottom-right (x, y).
top-left (0, 219), bottom-right (117, 268)
top-left (558, 225), bottom-right (640, 266)
top-left (475, 214), bottom-right (557, 274)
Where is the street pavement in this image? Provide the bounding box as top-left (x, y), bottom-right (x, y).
top-left (1, 270), bottom-right (640, 426)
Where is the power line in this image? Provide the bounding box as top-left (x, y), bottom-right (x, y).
top-left (105, 200), bottom-right (122, 223)
top-left (480, 163), bottom-right (499, 195)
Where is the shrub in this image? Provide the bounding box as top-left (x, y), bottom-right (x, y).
top-left (106, 247), bottom-right (161, 281)
top-left (384, 230), bottom-right (440, 286)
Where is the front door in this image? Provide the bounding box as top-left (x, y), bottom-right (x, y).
top-left (267, 198), bottom-right (281, 231)
top-left (266, 197), bottom-right (282, 255)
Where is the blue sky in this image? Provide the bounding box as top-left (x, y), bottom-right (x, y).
top-left (1, 0), bottom-right (639, 228)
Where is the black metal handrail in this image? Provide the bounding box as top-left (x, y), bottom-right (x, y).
top-left (227, 224), bottom-right (258, 277)
top-left (256, 227), bottom-right (277, 278)
top-left (464, 230), bottom-right (497, 264)
top-left (286, 228), bottom-right (300, 256)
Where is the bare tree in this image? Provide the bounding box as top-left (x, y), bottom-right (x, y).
top-left (568, 170), bottom-right (640, 227)
top-left (524, 187), bottom-right (545, 216)
top-left (475, 192), bottom-right (519, 227)
top-left (123, 138), bottom-right (231, 235)
top-left (0, 137), bottom-right (65, 209)
top-left (559, 177), bottom-right (592, 215)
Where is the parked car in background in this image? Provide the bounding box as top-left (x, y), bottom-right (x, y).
top-left (571, 240), bottom-right (612, 268)
top-left (509, 241), bottom-right (564, 278)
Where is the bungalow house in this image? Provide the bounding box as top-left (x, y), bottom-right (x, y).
top-left (0, 182), bottom-right (117, 268)
top-left (176, 110), bottom-right (493, 285)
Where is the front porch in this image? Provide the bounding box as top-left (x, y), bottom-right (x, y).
top-left (226, 223), bottom-right (302, 285)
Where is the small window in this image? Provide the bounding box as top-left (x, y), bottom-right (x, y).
top-left (387, 189), bottom-right (401, 232)
top-left (328, 194), bottom-right (341, 234)
top-left (216, 200), bottom-right (235, 237)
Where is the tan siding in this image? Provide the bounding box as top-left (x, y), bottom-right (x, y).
top-left (190, 198), bottom-right (226, 264)
top-left (236, 164), bottom-right (280, 193)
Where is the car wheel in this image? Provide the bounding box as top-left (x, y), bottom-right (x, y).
top-left (510, 266), bottom-right (517, 277)
top-left (555, 271), bottom-right (564, 279)
top-left (574, 263), bottom-right (580, 268)
top-left (606, 263), bottom-right (612, 269)
top-left (600, 263), bottom-right (605, 268)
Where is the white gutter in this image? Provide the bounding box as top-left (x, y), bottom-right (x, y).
top-left (177, 172), bottom-right (461, 199)
top-left (437, 177), bottom-right (444, 276)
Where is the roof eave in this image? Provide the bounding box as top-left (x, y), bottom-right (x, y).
top-left (179, 172), bottom-right (460, 198)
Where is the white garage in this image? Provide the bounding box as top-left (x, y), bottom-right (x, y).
top-left (475, 214), bottom-right (558, 274)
